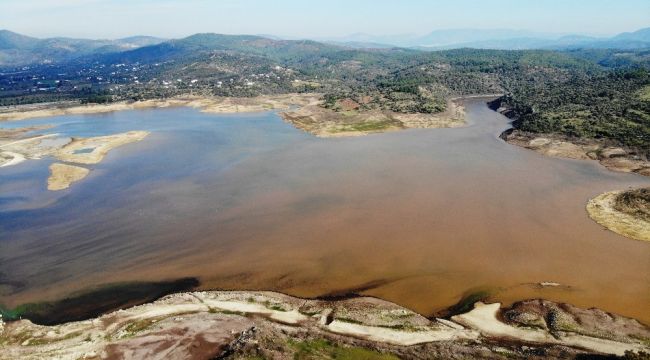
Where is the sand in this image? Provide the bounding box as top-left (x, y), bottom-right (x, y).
top-left (47, 163), bottom-right (90, 191)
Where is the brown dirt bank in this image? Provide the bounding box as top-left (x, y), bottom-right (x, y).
top-left (1, 291), bottom-right (648, 360)
top-left (587, 188), bottom-right (650, 242)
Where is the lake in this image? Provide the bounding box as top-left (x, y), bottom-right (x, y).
top-left (1, 100), bottom-right (649, 323)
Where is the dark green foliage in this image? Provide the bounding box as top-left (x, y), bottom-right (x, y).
top-left (80, 92), bottom-right (113, 104)
top-left (500, 68), bottom-right (650, 152)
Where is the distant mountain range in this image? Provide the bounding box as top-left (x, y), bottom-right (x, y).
top-left (0, 27), bottom-right (649, 67)
top-left (0, 30), bottom-right (165, 66)
top-left (325, 27), bottom-right (650, 50)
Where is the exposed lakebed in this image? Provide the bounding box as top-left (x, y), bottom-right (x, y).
top-left (1, 100), bottom-right (649, 324)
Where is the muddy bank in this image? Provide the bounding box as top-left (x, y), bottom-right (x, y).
top-left (587, 188), bottom-right (650, 242)
top-left (1, 290), bottom-right (648, 359)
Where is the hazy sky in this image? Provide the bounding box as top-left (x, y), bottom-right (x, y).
top-left (1, 0), bottom-right (649, 39)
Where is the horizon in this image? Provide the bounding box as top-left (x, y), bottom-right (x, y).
top-left (1, 0), bottom-right (649, 40)
top-left (3, 26), bottom-right (648, 42)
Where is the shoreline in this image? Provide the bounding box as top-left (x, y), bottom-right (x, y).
top-left (0, 94), bottom-right (321, 122)
top-left (0, 94), bottom-right (500, 138)
top-left (1, 289), bottom-right (648, 359)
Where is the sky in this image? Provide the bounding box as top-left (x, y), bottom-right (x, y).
top-left (1, 0), bottom-right (649, 40)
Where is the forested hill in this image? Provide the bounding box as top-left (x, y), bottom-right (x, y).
top-left (0, 32), bottom-right (648, 153)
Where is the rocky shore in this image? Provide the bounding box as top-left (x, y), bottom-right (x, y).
top-left (1, 290), bottom-right (648, 359)
top-left (501, 129), bottom-right (650, 177)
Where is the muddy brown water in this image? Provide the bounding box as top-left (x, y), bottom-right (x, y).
top-left (1, 100), bottom-right (649, 323)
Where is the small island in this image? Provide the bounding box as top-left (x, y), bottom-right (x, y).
top-left (587, 187), bottom-right (650, 242)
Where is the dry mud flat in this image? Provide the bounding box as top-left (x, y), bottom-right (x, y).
top-left (503, 130), bottom-right (650, 177)
top-left (587, 188), bottom-right (650, 242)
top-left (1, 291), bottom-right (648, 360)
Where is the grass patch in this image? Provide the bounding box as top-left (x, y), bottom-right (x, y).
top-left (27, 331), bottom-right (82, 346)
top-left (125, 319), bottom-right (157, 335)
top-left (289, 339), bottom-right (399, 360)
top-left (336, 317), bottom-right (363, 325)
top-left (332, 120), bottom-right (396, 133)
top-left (614, 188), bottom-right (650, 222)
top-left (263, 300), bottom-right (287, 312)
